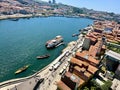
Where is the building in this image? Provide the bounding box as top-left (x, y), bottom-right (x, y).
top-left (57, 72), bottom-right (85, 90)
top-left (75, 51), bottom-right (100, 66)
top-left (57, 80), bottom-right (71, 90)
top-left (105, 50), bottom-right (120, 80)
top-left (111, 79), bottom-right (120, 90)
top-left (56, 21), bottom-right (117, 90)
top-left (82, 38), bottom-right (91, 50)
top-left (56, 54), bottom-right (99, 90)
top-left (94, 20), bottom-right (120, 44)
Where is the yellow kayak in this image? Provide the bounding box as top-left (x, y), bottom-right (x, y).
top-left (15, 65), bottom-right (30, 74)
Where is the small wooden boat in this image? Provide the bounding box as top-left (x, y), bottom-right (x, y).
top-left (15, 65), bottom-right (30, 74)
top-left (36, 54), bottom-right (50, 59)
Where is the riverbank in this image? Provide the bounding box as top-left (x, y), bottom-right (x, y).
top-left (0, 47), bottom-right (70, 90)
top-left (0, 26), bottom-right (87, 90)
top-left (0, 14), bottom-right (48, 20)
top-left (0, 14), bottom-right (97, 21)
top-left (0, 16), bottom-right (93, 82)
top-left (0, 34), bottom-right (84, 90)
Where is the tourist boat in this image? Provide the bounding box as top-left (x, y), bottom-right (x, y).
top-left (15, 65), bottom-right (30, 74)
top-left (45, 35), bottom-right (63, 49)
top-left (36, 54), bottom-right (50, 59)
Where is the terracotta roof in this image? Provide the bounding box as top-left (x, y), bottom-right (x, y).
top-left (65, 72), bottom-right (80, 83)
top-left (89, 46), bottom-right (97, 57)
top-left (70, 57), bottom-right (98, 74)
top-left (86, 36), bottom-right (97, 42)
top-left (75, 51), bottom-right (100, 65)
top-left (74, 66), bottom-right (92, 78)
top-left (86, 33), bottom-right (98, 39)
top-left (87, 65), bottom-right (98, 74)
top-left (102, 45), bottom-right (106, 50)
top-left (65, 72), bottom-right (85, 87)
top-left (70, 57), bottom-right (83, 67)
top-left (57, 81), bottom-right (71, 90)
top-left (95, 40), bottom-right (102, 47)
top-left (93, 40), bottom-right (103, 55)
top-left (92, 32), bottom-right (101, 36)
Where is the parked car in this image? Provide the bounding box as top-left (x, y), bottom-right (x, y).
top-left (49, 66), bottom-right (53, 71)
top-left (33, 78), bottom-right (44, 90)
top-left (53, 62), bottom-right (61, 70)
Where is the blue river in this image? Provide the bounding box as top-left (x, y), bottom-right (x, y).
top-left (0, 17), bottom-right (93, 82)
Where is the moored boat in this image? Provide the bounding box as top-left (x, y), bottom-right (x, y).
top-left (72, 33), bottom-right (80, 37)
top-left (36, 54), bottom-right (50, 59)
top-left (15, 65), bottom-right (30, 74)
top-left (10, 18), bottom-right (19, 21)
top-left (46, 35), bottom-right (63, 49)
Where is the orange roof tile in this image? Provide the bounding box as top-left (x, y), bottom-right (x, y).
top-left (87, 65), bottom-right (98, 74)
top-left (102, 45), bottom-right (106, 50)
top-left (75, 52), bottom-right (100, 65)
top-left (57, 81), bottom-right (71, 90)
top-left (65, 72), bottom-right (85, 87)
top-left (89, 46), bottom-right (97, 57)
top-left (74, 66), bottom-right (92, 78)
top-left (65, 72), bottom-right (80, 83)
top-left (92, 32), bottom-right (101, 36)
top-left (70, 57), bottom-right (98, 74)
top-left (70, 57), bottom-right (83, 67)
top-left (86, 36), bottom-right (97, 42)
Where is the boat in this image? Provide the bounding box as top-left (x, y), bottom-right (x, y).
top-left (72, 33), bottom-right (80, 37)
top-left (45, 35), bottom-right (63, 49)
top-left (15, 65), bottom-right (30, 74)
top-left (10, 18), bottom-right (19, 21)
top-left (36, 54), bottom-right (50, 59)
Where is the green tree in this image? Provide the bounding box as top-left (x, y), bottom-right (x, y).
top-left (73, 7), bottom-right (83, 14)
top-left (101, 80), bottom-right (112, 90)
top-left (83, 87), bottom-right (89, 90)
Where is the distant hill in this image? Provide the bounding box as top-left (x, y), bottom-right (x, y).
top-left (0, 0), bottom-right (120, 22)
top-left (0, 0), bottom-right (83, 15)
top-left (0, 0), bottom-right (36, 15)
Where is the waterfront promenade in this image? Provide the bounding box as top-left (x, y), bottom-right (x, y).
top-left (0, 14), bottom-right (43, 20)
top-left (0, 34), bottom-right (84, 90)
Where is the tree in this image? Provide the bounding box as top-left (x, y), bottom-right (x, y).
top-left (73, 7), bottom-right (83, 14)
top-left (83, 87), bottom-right (89, 90)
top-left (101, 80), bottom-right (112, 90)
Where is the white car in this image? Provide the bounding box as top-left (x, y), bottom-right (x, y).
top-left (49, 66), bottom-right (53, 71)
top-left (59, 68), bottom-right (64, 75)
top-left (65, 63), bottom-right (68, 67)
top-left (53, 62), bottom-right (61, 70)
top-left (63, 66), bottom-right (66, 69)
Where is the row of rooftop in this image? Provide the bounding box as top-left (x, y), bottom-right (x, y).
top-left (56, 20), bottom-right (120, 90)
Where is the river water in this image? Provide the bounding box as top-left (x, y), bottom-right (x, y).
top-left (0, 17), bottom-right (93, 82)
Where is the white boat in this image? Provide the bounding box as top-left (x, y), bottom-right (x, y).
top-left (45, 35), bottom-right (63, 49)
